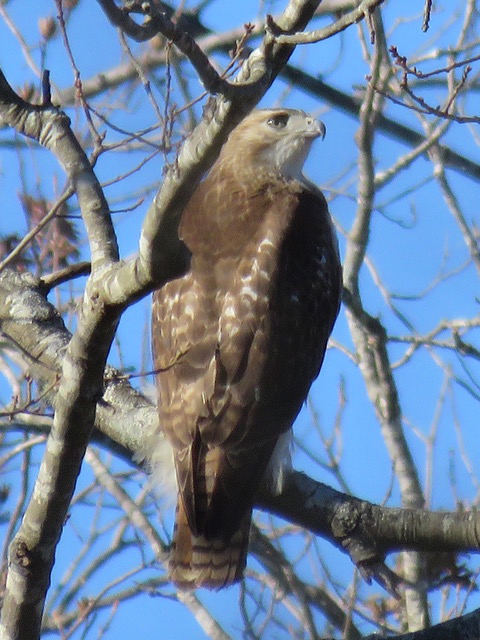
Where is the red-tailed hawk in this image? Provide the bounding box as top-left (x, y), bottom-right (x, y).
top-left (152, 108), bottom-right (342, 589)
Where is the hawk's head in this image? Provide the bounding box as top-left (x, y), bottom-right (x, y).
top-left (220, 109), bottom-right (326, 180)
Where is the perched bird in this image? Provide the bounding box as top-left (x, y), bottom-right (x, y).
top-left (152, 108), bottom-right (342, 589)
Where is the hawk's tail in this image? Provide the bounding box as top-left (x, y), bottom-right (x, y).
top-left (169, 497), bottom-right (250, 590)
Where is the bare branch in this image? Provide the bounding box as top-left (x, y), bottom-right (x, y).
top-left (267, 0), bottom-right (385, 45)
top-left (422, 0), bottom-right (433, 33)
top-left (0, 70), bottom-right (118, 271)
top-left (98, 0), bottom-right (232, 96)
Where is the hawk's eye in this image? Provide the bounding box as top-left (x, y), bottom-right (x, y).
top-left (267, 113), bottom-right (289, 129)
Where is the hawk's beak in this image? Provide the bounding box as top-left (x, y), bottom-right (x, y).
top-left (306, 118), bottom-right (326, 140)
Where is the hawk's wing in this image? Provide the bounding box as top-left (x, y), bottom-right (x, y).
top-left (152, 177), bottom-right (296, 537)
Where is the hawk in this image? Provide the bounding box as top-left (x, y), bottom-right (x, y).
top-left (152, 108), bottom-right (342, 589)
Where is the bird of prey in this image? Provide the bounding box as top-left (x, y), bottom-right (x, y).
top-left (152, 108), bottom-right (342, 589)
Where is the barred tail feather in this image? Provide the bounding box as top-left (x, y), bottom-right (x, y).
top-left (169, 498), bottom-right (250, 589)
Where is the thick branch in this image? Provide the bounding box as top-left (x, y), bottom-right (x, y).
top-left (257, 473), bottom-right (480, 561)
top-left (0, 269), bottom-right (156, 458)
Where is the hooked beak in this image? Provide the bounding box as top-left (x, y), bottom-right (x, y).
top-left (305, 117), bottom-right (326, 140)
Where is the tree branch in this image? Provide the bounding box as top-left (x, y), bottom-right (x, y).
top-left (268, 0), bottom-right (385, 44)
top-left (0, 70), bottom-right (117, 272)
top-left (97, 0), bottom-right (231, 96)
top-left (0, 73), bottom-right (121, 639)
top-left (341, 12), bottom-right (430, 629)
